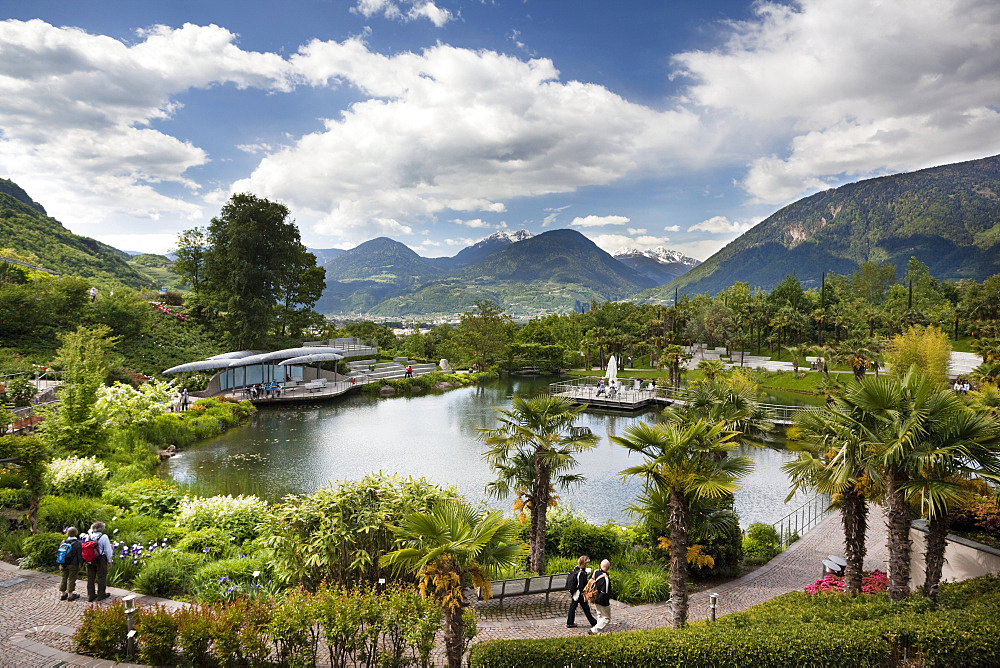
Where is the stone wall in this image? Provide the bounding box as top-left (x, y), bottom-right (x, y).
top-left (909, 519), bottom-right (1000, 589)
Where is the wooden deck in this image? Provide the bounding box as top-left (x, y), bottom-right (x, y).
top-left (550, 386), bottom-right (666, 411)
top-left (551, 382), bottom-right (809, 424)
top-left (223, 379), bottom-right (361, 405)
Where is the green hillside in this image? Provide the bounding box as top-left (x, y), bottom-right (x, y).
top-left (315, 237), bottom-right (444, 314)
top-left (371, 229), bottom-right (655, 317)
top-left (0, 186), bottom-right (152, 288)
top-left (652, 154), bottom-right (1000, 297)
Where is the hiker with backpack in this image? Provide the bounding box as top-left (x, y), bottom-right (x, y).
top-left (56, 527), bottom-right (83, 601)
top-left (565, 555), bottom-right (598, 629)
top-left (586, 559), bottom-right (612, 635)
top-left (81, 521), bottom-right (113, 602)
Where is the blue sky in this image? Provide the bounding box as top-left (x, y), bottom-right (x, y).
top-left (1, 1), bottom-right (998, 260)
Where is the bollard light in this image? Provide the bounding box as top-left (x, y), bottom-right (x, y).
top-left (709, 593), bottom-right (719, 622)
top-left (123, 594), bottom-right (138, 657)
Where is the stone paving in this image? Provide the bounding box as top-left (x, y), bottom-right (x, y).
top-left (2, 505), bottom-right (889, 666)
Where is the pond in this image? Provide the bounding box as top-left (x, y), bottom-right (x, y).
top-left (161, 377), bottom-right (814, 527)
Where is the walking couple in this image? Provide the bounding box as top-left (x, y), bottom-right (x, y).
top-left (566, 555), bottom-right (612, 634)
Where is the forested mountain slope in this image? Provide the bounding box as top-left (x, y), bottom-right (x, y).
top-left (0, 187), bottom-right (151, 288)
top-left (652, 154), bottom-right (1000, 297)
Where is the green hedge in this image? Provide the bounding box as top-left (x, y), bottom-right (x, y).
top-left (470, 577), bottom-right (1000, 667)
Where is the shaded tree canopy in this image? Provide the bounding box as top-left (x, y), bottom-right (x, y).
top-left (199, 194), bottom-right (325, 348)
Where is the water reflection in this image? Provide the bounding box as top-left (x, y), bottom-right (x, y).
top-left (161, 378), bottom-right (811, 526)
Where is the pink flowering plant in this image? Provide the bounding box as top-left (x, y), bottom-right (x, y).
top-left (151, 302), bottom-right (189, 322)
top-left (804, 569), bottom-right (888, 595)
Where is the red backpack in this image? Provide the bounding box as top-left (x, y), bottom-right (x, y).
top-left (80, 533), bottom-right (101, 563)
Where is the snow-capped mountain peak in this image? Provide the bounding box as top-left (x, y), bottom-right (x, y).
top-left (613, 246), bottom-right (698, 266)
top-left (482, 229), bottom-right (532, 244)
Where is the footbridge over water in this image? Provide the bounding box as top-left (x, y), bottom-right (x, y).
top-left (548, 378), bottom-right (816, 425)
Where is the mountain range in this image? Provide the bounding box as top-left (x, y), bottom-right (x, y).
top-left (5, 153), bottom-right (999, 317)
top-left (613, 247), bottom-right (700, 285)
top-left (653, 154), bottom-right (1000, 297)
top-left (316, 228), bottom-right (676, 317)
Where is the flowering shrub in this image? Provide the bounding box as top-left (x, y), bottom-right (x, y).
top-left (176, 494), bottom-right (271, 544)
top-left (43, 456), bottom-right (110, 497)
top-left (95, 379), bottom-right (175, 431)
top-left (107, 537), bottom-right (173, 587)
top-left (805, 569), bottom-right (888, 595)
top-left (151, 302), bottom-right (189, 322)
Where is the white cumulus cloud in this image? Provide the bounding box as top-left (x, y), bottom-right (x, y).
top-left (569, 215), bottom-right (630, 228)
top-left (673, 0), bottom-right (1000, 204)
top-left (352, 0), bottom-right (454, 27)
top-left (234, 39), bottom-right (701, 244)
top-left (686, 216), bottom-right (756, 235)
top-left (0, 20), bottom-right (291, 230)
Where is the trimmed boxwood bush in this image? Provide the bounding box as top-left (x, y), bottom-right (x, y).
top-left (557, 520), bottom-right (624, 560)
top-left (743, 522), bottom-right (782, 565)
top-left (133, 550), bottom-right (204, 598)
top-left (177, 527), bottom-right (231, 558)
top-left (470, 577), bottom-right (1000, 668)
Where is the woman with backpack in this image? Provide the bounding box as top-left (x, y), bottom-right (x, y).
top-left (565, 555), bottom-right (598, 628)
top-left (82, 521), bottom-right (113, 602)
top-left (56, 527), bottom-right (83, 601)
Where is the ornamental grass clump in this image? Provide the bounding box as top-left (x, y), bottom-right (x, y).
top-left (43, 456), bottom-right (109, 497)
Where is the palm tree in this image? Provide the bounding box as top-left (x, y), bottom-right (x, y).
top-left (837, 338), bottom-right (874, 382)
top-left (849, 368), bottom-right (995, 600)
top-left (696, 359), bottom-right (726, 381)
top-left (380, 502), bottom-right (526, 668)
top-left (664, 375), bottom-right (774, 446)
top-left (615, 419), bottom-right (754, 627)
top-left (809, 343), bottom-right (835, 379)
top-left (480, 395), bottom-right (598, 573)
top-left (784, 344), bottom-right (807, 374)
top-left (784, 388), bottom-right (883, 595)
top-left (903, 404), bottom-right (1000, 600)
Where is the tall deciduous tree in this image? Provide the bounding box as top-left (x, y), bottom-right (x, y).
top-left (201, 194), bottom-right (324, 349)
top-left (172, 226), bottom-right (207, 292)
top-left (480, 395), bottom-right (598, 573)
top-left (41, 325), bottom-right (118, 456)
top-left (456, 300), bottom-right (513, 372)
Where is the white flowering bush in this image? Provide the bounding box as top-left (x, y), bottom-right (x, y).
top-left (176, 494), bottom-right (270, 544)
top-left (95, 378), bottom-right (176, 431)
top-left (44, 456), bottom-right (110, 497)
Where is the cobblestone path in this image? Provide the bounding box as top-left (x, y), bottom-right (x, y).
top-left (1, 506), bottom-right (889, 666)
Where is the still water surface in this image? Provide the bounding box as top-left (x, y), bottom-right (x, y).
top-left (162, 378), bottom-right (812, 526)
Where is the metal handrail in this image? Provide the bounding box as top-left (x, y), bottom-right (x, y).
top-left (770, 493), bottom-right (832, 549)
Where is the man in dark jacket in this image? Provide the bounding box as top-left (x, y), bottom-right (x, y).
top-left (57, 527), bottom-right (83, 601)
top-left (565, 555), bottom-right (598, 628)
top-left (588, 559), bottom-right (612, 635)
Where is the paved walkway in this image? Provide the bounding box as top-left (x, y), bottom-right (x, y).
top-left (470, 504), bottom-right (888, 642)
top-left (1, 506), bottom-right (888, 666)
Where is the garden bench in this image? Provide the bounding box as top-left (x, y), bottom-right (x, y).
top-left (823, 555), bottom-right (847, 575)
top-left (484, 572), bottom-right (572, 608)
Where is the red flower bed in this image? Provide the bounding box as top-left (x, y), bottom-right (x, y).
top-left (805, 569), bottom-right (888, 594)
